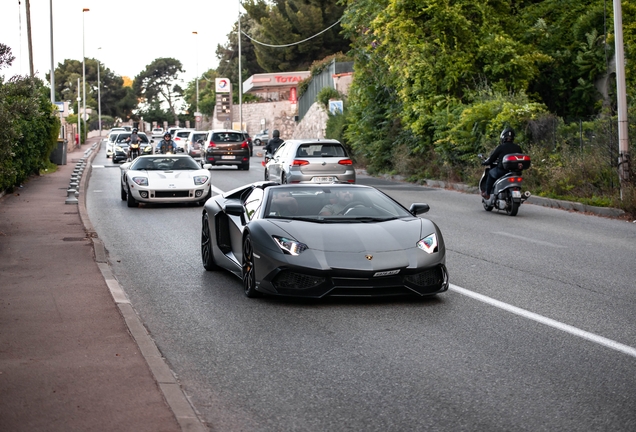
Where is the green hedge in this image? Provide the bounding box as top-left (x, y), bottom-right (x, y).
top-left (0, 77), bottom-right (60, 192)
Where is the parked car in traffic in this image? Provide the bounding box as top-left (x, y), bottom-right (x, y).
top-left (253, 129), bottom-right (269, 146)
top-left (200, 129), bottom-right (251, 170)
top-left (112, 132), bottom-right (151, 163)
top-left (185, 130), bottom-right (208, 159)
top-left (151, 127), bottom-right (164, 139)
top-left (264, 139), bottom-right (355, 184)
top-left (172, 128), bottom-right (194, 153)
top-left (242, 131), bottom-right (254, 156)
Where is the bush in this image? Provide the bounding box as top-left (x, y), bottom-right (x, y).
top-left (0, 77), bottom-right (60, 191)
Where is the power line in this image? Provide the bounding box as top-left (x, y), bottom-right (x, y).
top-left (241, 18), bottom-right (342, 48)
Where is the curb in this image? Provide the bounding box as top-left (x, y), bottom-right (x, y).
top-left (79, 139), bottom-right (208, 432)
top-left (364, 171), bottom-right (627, 219)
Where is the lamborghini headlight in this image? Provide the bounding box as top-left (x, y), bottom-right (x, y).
top-left (193, 175), bottom-right (209, 185)
top-left (273, 236), bottom-right (308, 256)
top-left (416, 233), bottom-right (438, 254)
top-left (132, 177), bottom-right (148, 186)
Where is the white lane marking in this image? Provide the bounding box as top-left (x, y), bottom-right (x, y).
top-left (493, 231), bottom-right (566, 248)
top-left (210, 185), bottom-right (225, 195)
top-left (449, 284), bottom-right (636, 359)
top-left (92, 165), bottom-right (104, 168)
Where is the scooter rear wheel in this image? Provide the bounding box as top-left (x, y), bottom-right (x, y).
top-left (506, 200), bottom-right (519, 216)
top-left (482, 199), bottom-right (493, 211)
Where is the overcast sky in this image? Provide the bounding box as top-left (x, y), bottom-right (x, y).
top-left (1, 0), bottom-right (240, 86)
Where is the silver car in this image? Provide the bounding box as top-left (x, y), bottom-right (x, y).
top-left (264, 139), bottom-right (355, 184)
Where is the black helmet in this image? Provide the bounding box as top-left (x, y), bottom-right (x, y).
top-left (500, 127), bottom-right (515, 143)
top-left (132, 128), bottom-right (138, 133)
top-left (273, 129), bottom-right (280, 138)
top-left (164, 132), bottom-right (171, 138)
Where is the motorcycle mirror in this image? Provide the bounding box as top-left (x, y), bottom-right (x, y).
top-left (477, 153), bottom-right (483, 158)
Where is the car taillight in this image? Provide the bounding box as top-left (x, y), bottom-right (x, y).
top-left (208, 141), bottom-right (216, 148)
top-left (241, 141), bottom-right (249, 149)
top-left (338, 159), bottom-right (353, 165)
top-left (292, 159), bottom-right (309, 166)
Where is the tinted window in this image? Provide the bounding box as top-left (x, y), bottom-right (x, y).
top-left (192, 133), bottom-right (207, 141)
top-left (116, 133), bottom-right (149, 143)
top-left (176, 131), bottom-right (190, 138)
top-left (211, 132), bottom-right (244, 143)
top-left (131, 157), bottom-right (201, 170)
top-left (297, 143), bottom-right (346, 157)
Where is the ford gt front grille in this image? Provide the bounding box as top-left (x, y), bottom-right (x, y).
top-left (155, 190), bottom-right (190, 198)
top-left (272, 271), bottom-right (325, 290)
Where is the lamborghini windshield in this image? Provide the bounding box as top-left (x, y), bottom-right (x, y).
top-left (263, 186), bottom-right (413, 221)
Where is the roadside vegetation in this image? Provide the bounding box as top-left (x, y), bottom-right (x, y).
top-left (0, 44), bottom-right (60, 192)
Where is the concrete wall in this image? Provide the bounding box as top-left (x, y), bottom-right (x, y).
top-left (197, 99), bottom-right (329, 141)
top-left (292, 102), bottom-right (328, 139)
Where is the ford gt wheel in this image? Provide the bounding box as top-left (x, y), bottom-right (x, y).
top-left (120, 185), bottom-right (127, 201)
top-left (242, 234), bottom-right (260, 297)
top-left (201, 213), bottom-right (219, 270)
top-left (126, 185), bottom-right (138, 208)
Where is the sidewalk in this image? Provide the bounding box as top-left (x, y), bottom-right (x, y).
top-left (0, 138), bottom-right (204, 431)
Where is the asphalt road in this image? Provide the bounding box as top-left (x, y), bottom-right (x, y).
top-left (87, 143), bottom-right (636, 431)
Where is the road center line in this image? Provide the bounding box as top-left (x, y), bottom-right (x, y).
top-left (449, 284), bottom-right (636, 359)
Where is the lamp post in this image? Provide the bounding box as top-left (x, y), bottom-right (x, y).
top-left (82, 8), bottom-right (89, 143)
top-left (193, 31), bottom-right (199, 130)
top-left (49, 0), bottom-right (55, 103)
top-left (97, 47), bottom-right (102, 136)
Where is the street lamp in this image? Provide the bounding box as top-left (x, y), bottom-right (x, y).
top-left (193, 31), bottom-right (199, 130)
top-left (97, 47), bottom-right (102, 136)
top-left (82, 8), bottom-right (89, 143)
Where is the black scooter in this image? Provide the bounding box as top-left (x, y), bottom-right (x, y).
top-left (478, 153), bottom-right (532, 216)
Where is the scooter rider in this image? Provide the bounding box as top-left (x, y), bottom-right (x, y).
top-left (157, 132), bottom-right (177, 154)
top-left (264, 129), bottom-right (284, 158)
top-left (481, 127), bottom-right (522, 199)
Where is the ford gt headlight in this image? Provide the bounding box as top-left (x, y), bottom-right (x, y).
top-left (193, 175), bottom-right (209, 185)
top-left (416, 233), bottom-right (438, 254)
top-left (132, 177), bottom-right (148, 186)
top-left (273, 236), bottom-right (308, 256)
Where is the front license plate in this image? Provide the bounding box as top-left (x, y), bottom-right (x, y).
top-left (312, 176), bottom-right (335, 183)
top-left (512, 190), bottom-right (521, 198)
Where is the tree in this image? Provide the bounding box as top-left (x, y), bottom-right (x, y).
top-left (48, 58), bottom-right (133, 124)
top-left (242, 0), bottom-right (350, 72)
top-left (133, 58), bottom-right (184, 125)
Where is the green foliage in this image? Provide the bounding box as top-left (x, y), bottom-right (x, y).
top-left (242, 0), bottom-right (349, 72)
top-left (316, 87), bottom-right (342, 110)
top-left (50, 58), bottom-right (134, 122)
top-left (133, 58), bottom-right (184, 125)
top-left (0, 69), bottom-right (61, 191)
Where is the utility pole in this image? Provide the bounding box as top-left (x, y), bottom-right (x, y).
top-left (613, 0), bottom-right (630, 196)
top-left (49, 0), bottom-right (55, 102)
top-left (25, 0), bottom-right (34, 78)
top-left (238, 3), bottom-right (243, 131)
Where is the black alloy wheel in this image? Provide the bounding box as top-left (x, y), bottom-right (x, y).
top-left (120, 184), bottom-right (127, 201)
top-left (281, 173), bottom-right (287, 184)
top-left (201, 213), bottom-right (219, 270)
top-left (264, 168), bottom-right (269, 181)
top-left (126, 185), bottom-right (139, 207)
top-left (242, 234), bottom-right (260, 297)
